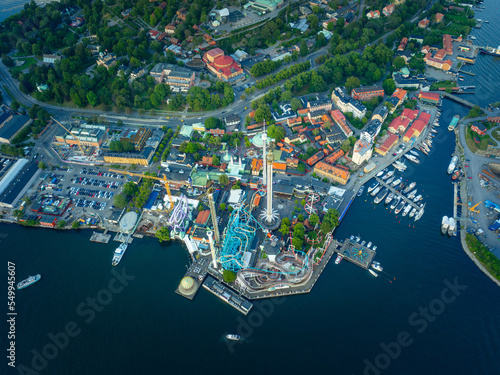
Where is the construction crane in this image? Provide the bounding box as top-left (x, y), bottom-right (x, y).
top-left (108, 169), bottom-right (190, 212)
top-left (197, 184), bottom-right (220, 246)
top-left (50, 117), bottom-right (85, 155)
top-left (457, 201), bottom-right (481, 214)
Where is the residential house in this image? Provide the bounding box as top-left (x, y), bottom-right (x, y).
top-left (360, 119), bottom-right (382, 143)
top-left (313, 162), bottom-right (350, 185)
top-left (443, 34), bottom-right (453, 55)
top-left (164, 24), bottom-right (176, 34)
top-left (352, 140), bottom-right (372, 165)
top-left (366, 10), bottom-right (380, 19)
top-left (331, 87), bottom-right (366, 119)
top-left (96, 52), bottom-right (117, 69)
top-left (351, 86), bottom-right (384, 101)
top-left (435, 13), bottom-right (444, 23)
top-left (418, 18), bottom-right (430, 28)
top-left (375, 134), bottom-right (399, 156)
top-left (382, 4), bottom-right (395, 16)
top-left (471, 123), bottom-right (487, 136)
top-left (397, 37), bottom-right (408, 52)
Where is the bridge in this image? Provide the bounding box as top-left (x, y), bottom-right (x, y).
top-left (429, 91), bottom-right (487, 111)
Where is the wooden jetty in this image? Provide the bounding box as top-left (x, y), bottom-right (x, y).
top-left (374, 177), bottom-right (422, 211)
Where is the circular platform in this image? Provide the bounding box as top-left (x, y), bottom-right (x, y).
top-left (178, 276), bottom-right (198, 297)
top-left (119, 211), bottom-right (138, 233)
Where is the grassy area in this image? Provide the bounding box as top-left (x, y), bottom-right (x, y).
top-left (9, 57), bottom-right (37, 74)
top-left (430, 81), bottom-right (456, 90)
top-left (492, 128), bottom-right (500, 142)
top-left (466, 234), bottom-right (500, 282)
top-left (465, 127), bottom-right (495, 152)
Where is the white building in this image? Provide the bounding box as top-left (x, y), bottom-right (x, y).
top-left (352, 140), bottom-right (373, 165)
top-left (331, 87), bottom-right (367, 119)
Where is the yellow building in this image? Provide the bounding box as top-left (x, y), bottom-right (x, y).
top-left (103, 147), bottom-right (154, 166)
top-left (313, 162), bottom-right (350, 185)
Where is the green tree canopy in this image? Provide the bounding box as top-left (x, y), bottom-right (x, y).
top-left (156, 227), bottom-right (171, 243)
top-left (223, 269), bottom-right (237, 283)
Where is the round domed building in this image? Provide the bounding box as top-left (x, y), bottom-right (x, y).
top-left (177, 276), bottom-right (198, 297)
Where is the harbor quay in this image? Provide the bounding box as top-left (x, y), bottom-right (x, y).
top-left (338, 238), bottom-right (376, 270)
top-left (374, 177), bottom-right (422, 211)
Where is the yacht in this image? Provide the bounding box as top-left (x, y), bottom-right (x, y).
top-left (371, 261), bottom-right (383, 272)
top-left (376, 168), bottom-right (388, 177)
top-left (392, 177), bottom-right (402, 187)
top-left (402, 204), bottom-right (412, 217)
top-left (371, 186), bottom-right (381, 196)
top-left (335, 254), bottom-right (343, 264)
top-left (226, 334), bottom-right (242, 341)
top-left (408, 189), bottom-right (418, 200)
top-left (367, 242), bottom-right (372, 248)
top-left (368, 180), bottom-right (380, 193)
top-left (386, 176), bottom-right (395, 184)
top-left (382, 169), bottom-right (395, 180)
top-left (385, 192), bottom-right (395, 205)
top-left (390, 196), bottom-right (401, 210)
top-left (409, 208), bottom-right (417, 218)
top-left (395, 201), bottom-right (406, 215)
top-left (369, 269), bottom-right (379, 277)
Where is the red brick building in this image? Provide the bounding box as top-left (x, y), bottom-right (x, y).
top-left (351, 86), bottom-right (384, 101)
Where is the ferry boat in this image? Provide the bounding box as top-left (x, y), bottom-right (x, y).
top-left (385, 192), bottom-right (395, 205)
top-left (226, 334), bottom-right (242, 341)
top-left (404, 154), bottom-right (420, 164)
top-left (357, 185), bottom-right (365, 196)
top-left (404, 182), bottom-right (416, 194)
top-left (402, 204), bottom-right (412, 217)
top-left (448, 115), bottom-right (460, 131)
top-left (368, 180), bottom-right (380, 193)
top-left (371, 261), bottom-right (383, 272)
top-left (335, 254), bottom-right (343, 264)
top-left (369, 269), bottom-right (379, 277)
top-left (447, 156), bottom-right (458, 174)
top-left (376, 168), bottom-right (388, 177)
top-left (448, 218), bottom-right (456, 236)
top-left (371, 186), bottom-right (381, 196)
top-left (390, 196), bottom-right (401, 210)
top-left (112, 242), bottom-right (128, 266)
top-left (374, 188), bottom-right (388, 204)
top-left (480, 46), bottom-right (500, 57)
top-left (409, 208), bottom-right (417, 218)
top-left (441, 216), bottom-right (449, 235)
top-left (392, 177), bottom-right (402, 186)
top-left (395, 201), bottom-right (406, 214)
top-left (17, 274), bottom-right (41, 289)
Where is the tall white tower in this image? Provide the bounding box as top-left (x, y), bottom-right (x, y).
top-left (259, 147), bottom-right (279, 228)
top-left (262, 120), bottom-right (267, 186)
top-left (207, 230), bottom-right (217, 269)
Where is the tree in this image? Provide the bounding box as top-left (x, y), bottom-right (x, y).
top-left (297, 163), bottom-right (306, 173)
top-left (213, 155), bottom-right (220, 166)
top-left (219, 174), bottom-right (229, 187)
top-left (280, 221), bottom-right (290, 236)
top-left (57, 220), bottom-right (66, 229)
top-left (267, 124), bottom-right (285, 141)
top-left (298, 214), bottom-right (304, 222)
top-left (309, 213), bottom-right (319, 227)
top-left (114, 194), bottom-right (129, 209)
top-left (152, 226), bottom-right (169, 242)
top-left (320, 209), bottom-right (339, 234)
top-left (223, 269), bottom-right (237, 283)
top-left (383, 78), bottom-right (396, 96)
top-left (205, 116), bottom-right (221, 130)
top-left (11, 100), bottom-right (20, 112)
top-left (13, 210), bottom-right (24, 220)
top-left (38, 161), bottom-right (47, 170)
top-left (220, 203), bottom-right (227, 210)
top-left (393, 56), bottom-right (406, 70)
top-left (345, 76), bottom-right (361, 93)
top-left (87, 91), bottom-right (98, 107)
top-left (290, 98), bottom-right (302, 111)
top-left (300, 40), bottom-right (308, 57)
top-left (72, 221), bottom-right (80, 229)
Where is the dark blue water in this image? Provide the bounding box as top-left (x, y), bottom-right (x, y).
top-left (2, 100), bottom-right (500, 375)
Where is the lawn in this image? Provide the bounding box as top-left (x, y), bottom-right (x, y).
top-left (9, 57), bottom-right (37, 74)
top-left (492, 127), bottom-right (500, 142)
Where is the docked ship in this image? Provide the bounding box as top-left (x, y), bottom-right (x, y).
top-left (447, 156), bottom-right (458, 174)
top-left (392, 177), bottom-right (402, 186)
top-left (374, 188), bottom-right (388, 204)
top-left (448, 218), bottom-right (456, 236)
top-left (410, 150), bottom-right (419, 157)
top-left (409, 208), bottom-right (417, 218)
top-left (441, 216), bottom-right (449, 235)
top-left (385, 192), bottom-right (395, 205)
top-left (448, 115), bottom-right (460, 131)
top-left (479, 46), bottom-right (500, 57)
top-left (368, 180), bottom-right (380, 193)
top-left (390, 196), bottom-right (401, 210)
top-left (386, 176), bottom-right (395, 184)
top-left (17, 274), bottom-right (41, 289)
top-left (392, 160), bottom-right (407, 171)
top-left (112, 242), bottom-right (128, 266)
top-left (376, 168), bottom-right (388, 177)
top-left (357, 185), bottom-right (365, 196)
top-left (404, 154), bottom-right (420, 164)
top-left (226, 334), bottom-right (242, 341)
top-left (414, 204), bottom-right (425, 221)
top-left (408, 189), bottom-right (418, 200)
top-left (395, 201), bottom-right (406, 215)
top-left (335, 254), bottom-right (343, 264)
top-left (371, 186), bottom-right (381, 196)
top-left (404, 182), bottom-right (416, 194)
top-left (402, 204), bottom-right (412, 217)
top-left (382, 169), bottom-right (395, 180)
top-left (371, 261), bottom-right (383, 272)
top-left (413, 194), bottom-right (422, 202)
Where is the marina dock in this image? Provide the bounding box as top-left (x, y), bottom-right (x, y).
top-left (175, 258), bottom-right (210, 300)
top-left (337, 238), bottom-right (376, 270)
top-left (202, 275), bottom-right (253, 315)
top-left (375, 177), bottom-right (422, 211)
top-left (90, 231), bottom-right (111, 244)
top-left (113, 232), bottom-right (134, 244)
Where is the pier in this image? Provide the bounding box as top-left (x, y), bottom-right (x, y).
top-left (458, 69), bottom-right (476, 76)
top-left (90, 230), bottom-right (111, 243)
top-left (175, 258), bottom-right (210, 300)
top-left (337, 238), bottom-right (376, 270)
top-left (374, 177), bottom-right (422, 211)
top-left (430, 91), bottom-right (487, 112)
top-left (202, 275), bottom-right (253, 315)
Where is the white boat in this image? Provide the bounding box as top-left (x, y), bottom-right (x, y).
top-left (392, 160), bottom-right (407, 171)
top-left (395, 201), bottom-right (406, 214)
top-left (448, 218), bottom-right (456, 236)
top-left (441, 216), bottom-right (449, 235)
top-left (371, 261), bottom-right (383, 272)
top-left (385, 192), bottom-right (395, 205)
top-left (402, 204), bottom-right (412, 217)
top-left (361, 240), bottom-right (366, 246)
top-left (112, 242), bottom-right (128, 266)
top-left (335, 254), bottom-right (343, 264)
top-left (371, 186), bottom-right (381, 196)
top-left (390, 196), bottom-right (401, 210)
top-left (413, 194), bottom-right (422, 202)
top-left (447, 156), bottom-right (458, 174)
top-left (226, 334), bottom-right (242, 341)
top-left (404, 182), bottom-right (416, 194)
top-left (368, 180), bottom-right (380, 193)
top-left (408, 189), bottom-right (418, 200)
top-left (410, 150), bottom-right (419, 157)
top-left (409, 208), bottom-right (417, 218)
top-left (376, 168), bottom-right (388, 177)
top-left (367, 242), bottom-right (372, 248)
top-left (372, 245), bottom-right (377, 251)
top-left (404, 154), bottom-right (420, 164)
top-left (392, 177), bottom-right (402, 186)
top-left (415, 204), bottom-right (425, 221)
top-left (369, 269), bottom-right (379, 277)
top-left (382, 169), bottom-right (395, 180)
top-left (386, 176), bottom-right (395, 184)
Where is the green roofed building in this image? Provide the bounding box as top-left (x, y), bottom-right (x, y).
top-left (244, 0), bottom-right (285, 13)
